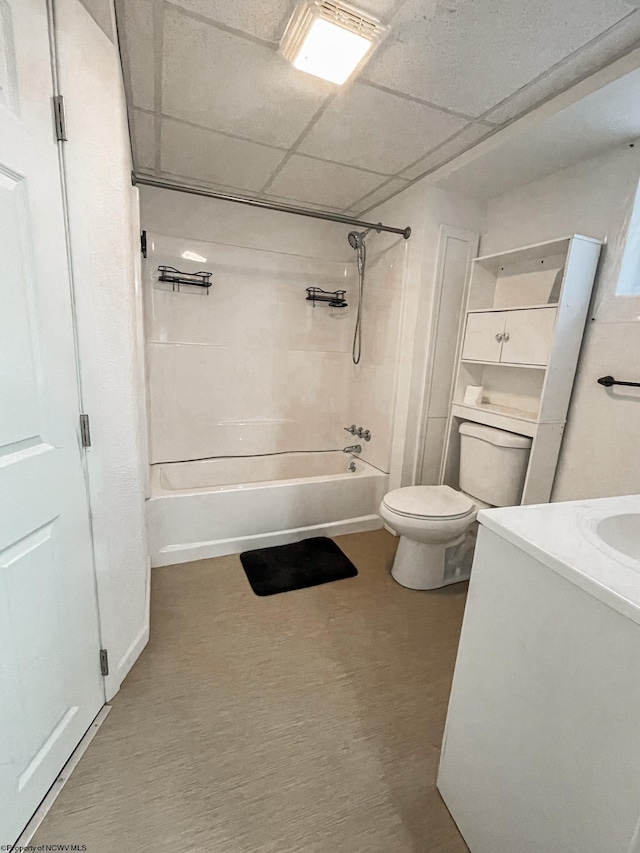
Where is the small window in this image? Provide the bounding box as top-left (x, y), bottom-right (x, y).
top-left (616, 179), bottom-right (640, 296)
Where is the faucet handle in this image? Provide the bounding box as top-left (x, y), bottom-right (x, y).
top-left (344, 424), bottom-right (357, 435)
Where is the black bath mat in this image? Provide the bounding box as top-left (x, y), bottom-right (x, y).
top-left (240, 537), bottom-right (358, 596)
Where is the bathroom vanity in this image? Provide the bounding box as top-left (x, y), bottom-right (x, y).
top-left (438, 494), bottom-right (640, 853)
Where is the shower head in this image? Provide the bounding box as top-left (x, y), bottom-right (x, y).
top-left (348, 228), bottom-right (371, 250)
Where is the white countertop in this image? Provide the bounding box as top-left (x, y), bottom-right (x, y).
top-left (478, 494), bottom-right (640, 625)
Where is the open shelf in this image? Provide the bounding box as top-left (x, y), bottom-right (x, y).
top-left (461, 358), bottom-right (547, 370)
top-left (473, 237), bottom-right (574, 268)
top-left (440, 234), bottom-right (603, 504)
top-left (452, 401), bottom-right (538, 421)
top-left (451, 402), bottom-right (538, 437)
top-left (466, 302), bottom-right (559, 314)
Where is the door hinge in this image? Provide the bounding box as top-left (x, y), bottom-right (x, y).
top-left (53, 95), bottom-right (67, 142)
top-left (99, 649), bottom-right (109, 677)
top-left (140, 229), bottom-right (147, 258)
top-left (80, 413), bottom-right (91, 448)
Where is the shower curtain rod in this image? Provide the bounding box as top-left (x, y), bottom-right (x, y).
top-left (132, 174), bottom-right (412, 239)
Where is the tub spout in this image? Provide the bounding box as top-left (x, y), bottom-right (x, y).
top-left (343, 444), bottom-right (362, 454)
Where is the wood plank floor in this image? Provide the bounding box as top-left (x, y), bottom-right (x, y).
top-left (33, 529), bottom-right (469, 852)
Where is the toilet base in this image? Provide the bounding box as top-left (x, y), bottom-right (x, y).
top-left (391, 533), bottom-right (474, 590)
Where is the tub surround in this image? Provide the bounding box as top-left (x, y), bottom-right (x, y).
top-left (140, 188), bottom-right (406, 477)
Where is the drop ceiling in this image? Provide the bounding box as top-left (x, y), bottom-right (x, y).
top-left (116, 0), bottom-right (640, 214)
top-left (433, 63), bottom-right (640, 199)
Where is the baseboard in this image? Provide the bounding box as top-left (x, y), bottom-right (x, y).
top-left (151, 515), bottom-right (384, 568)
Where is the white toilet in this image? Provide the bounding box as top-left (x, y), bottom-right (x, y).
top-left (380, 422), bottom-right (532, 590)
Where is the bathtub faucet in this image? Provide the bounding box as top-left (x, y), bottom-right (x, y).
top-left (343, 444), bottom-right (362, 454)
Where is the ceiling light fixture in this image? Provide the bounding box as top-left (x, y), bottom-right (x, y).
top-left (280, 1), bottom-right (386, 86)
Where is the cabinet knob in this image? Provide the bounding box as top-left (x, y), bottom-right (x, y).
top-left (503, 332), bottom-right (510, 342)
top-left (495, 332), bottom-right (503, 342)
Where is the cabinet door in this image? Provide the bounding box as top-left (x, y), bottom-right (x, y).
top-left (502, 307), bottom-right (556, 365)
top-left (462, 311), bottom-right (505, 362)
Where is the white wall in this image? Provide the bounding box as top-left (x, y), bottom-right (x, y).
top-left (55, 0), bottom-right (149, 698)
top-left (363, 182), bottom-right (485, 489)
top-left (481, 142), bottom-right (640, 500)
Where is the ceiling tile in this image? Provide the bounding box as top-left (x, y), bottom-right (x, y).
top-left (267, 156), bottom-right (385, 208)
top-left (120, 0), bottom-right (155, 110)
top-left (168, 0), bottom-right (291, 42)
top-left (362, 0), bottom-right (635, 117)
top-left (261, 193), bottom-right (346, 213)
top-left (161, 6), bottom-right (333, 148)
top-left (161, 118), bottom-right (286, 191)
top-left (132, 109), bottom-right (156, 171)
top-left (353, 0), bottom-right (402, 21)
top-left (400, 123), bottom-right (494, 179)
top-left (169, 0), bottom-right (401, 43)
top-left (298, 82), bottom-right (467, 174)
top-left (346, 177), bottom-right (411, 214)
top-left (484, 10), bottom-right (640, 124)
top-left (435, 66), bottom-right (640, 199)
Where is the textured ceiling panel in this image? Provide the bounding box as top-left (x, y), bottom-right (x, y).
top-left (118, 0), bottom-right (640, 214)
top-left (400, 122), bottom-right (494, 180)
top-left (267, 155), bottom-right (385, 208)
top-left (161, 118), bottom-right (286, 191)
top-left (298, 81), bottom-right (467, 174)
top-left (483, 9), bottom-right (640, 123)
top-left (262, 193), bottom-right (346, 213)
top-left (121, 0), bottom-right (154, 110)
top-left (132, 109), bottom-right (156, 171)
top-left (169, 0), bottom-right (402, 41)
top-left (362, 0), bottom-right (636, 116)
top-left (168, 0), bottom-right (293, 42)
top-left (435, 66), bottom-right (640, 199)
top-left (346, 177), bottom-right (411, 215)
top-left (162, 7), bottom-right (332, 147)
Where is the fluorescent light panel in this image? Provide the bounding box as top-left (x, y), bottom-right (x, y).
top-left (281, 1), bottom-right (385, 85)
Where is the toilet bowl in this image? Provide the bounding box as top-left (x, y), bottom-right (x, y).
top-left (380, 423), bottom-right (533, 590)
top-left (380, 486), bottom-right (478, 589)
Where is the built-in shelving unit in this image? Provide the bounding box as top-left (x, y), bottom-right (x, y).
top-left (441, 234), bottom-right (602, 505)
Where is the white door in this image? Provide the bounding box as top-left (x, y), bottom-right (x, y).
top-left (502, 307), bottom-right (556, 366)
top-left (461, 311), bottom-right (505, 362)
top-left (0, 0), bottom-right (104, 842)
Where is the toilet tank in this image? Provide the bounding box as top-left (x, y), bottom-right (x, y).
top-left (458, 423), bottom-right (532, 507)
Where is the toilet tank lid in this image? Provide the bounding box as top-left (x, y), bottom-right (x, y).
top-left (459, 422), bottom-right (532, 449)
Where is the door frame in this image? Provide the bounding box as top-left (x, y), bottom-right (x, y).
top-left (46, 0), bottom-right (107, 699)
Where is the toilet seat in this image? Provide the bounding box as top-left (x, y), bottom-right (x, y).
top-left (382, 485), bottom-right (475, 521)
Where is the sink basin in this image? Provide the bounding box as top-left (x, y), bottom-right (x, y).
top-left (593, 513), bottom-right (640, 563)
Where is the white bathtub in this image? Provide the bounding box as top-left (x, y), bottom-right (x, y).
top-left (147, 452), bottom-right (388, 567)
